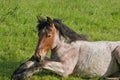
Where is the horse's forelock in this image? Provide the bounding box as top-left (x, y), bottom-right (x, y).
top-left (37, 18), bottom-right (50, 32)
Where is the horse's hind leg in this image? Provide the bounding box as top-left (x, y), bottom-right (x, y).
top-left (115, 46), bottom-right (120, 65)
top-left (110, 46), bottom-right (120, 77)
top-left (100, 46), bottom-right (120, 80)
top-left (108, 46), bottom-right (120, 78)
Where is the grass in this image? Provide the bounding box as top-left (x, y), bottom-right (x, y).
top-left (0, 0), bottom-right (120, 80)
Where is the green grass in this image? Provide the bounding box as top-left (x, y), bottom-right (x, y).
top-left (0, 0), bottom-right (120, 80)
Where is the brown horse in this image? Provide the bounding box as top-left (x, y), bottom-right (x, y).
top-left (11, 17), bottom-right (88, 80)
top-left (12, 17), bottom-right (120, 80)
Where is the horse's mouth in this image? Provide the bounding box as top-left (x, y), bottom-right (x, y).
top-left (34, 55), bottom-right (41, 62)
top-left (36, 56), bottom-right (41, 62)
top-left (34, 55), bottom-right (45, 62)
top-left (34, 50), bottom-right (46, 62)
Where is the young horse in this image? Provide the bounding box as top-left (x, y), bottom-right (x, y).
top-left (12, 17), bottom-right (120, 80)
top-left (34, 17), bottom-right (120, 79)
top-left (11, 17), bottom-right (88, 80)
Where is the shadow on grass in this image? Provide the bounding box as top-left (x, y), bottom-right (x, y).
top-left (0, 60), bottom-right (23, 79)
top-left (29, 70), bottom-right (99, 80)
top-left (29, 70), bottom-right (63, 80)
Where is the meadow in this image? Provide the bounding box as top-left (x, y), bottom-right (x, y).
top-left (0, 0), bottom-right (120, 80)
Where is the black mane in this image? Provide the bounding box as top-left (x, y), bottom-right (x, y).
top-left (37, 18), bottom-right (88, 42)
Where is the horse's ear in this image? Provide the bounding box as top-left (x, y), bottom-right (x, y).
top-left (47, 17), bottom-right (53, 24)
top-left (37, 16), bottom-right (42, 23)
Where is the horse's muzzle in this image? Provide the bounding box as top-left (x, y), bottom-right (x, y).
top-left (34, 50), bottom-right (46, 62)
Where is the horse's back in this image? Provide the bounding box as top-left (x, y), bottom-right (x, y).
top-left (75, 41), bottom-right (120, 77)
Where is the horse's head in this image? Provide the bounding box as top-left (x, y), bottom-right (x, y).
top-left (34, 17), bottom-right (56, 61)
top-left (34, 16), bottom-right (88, 61)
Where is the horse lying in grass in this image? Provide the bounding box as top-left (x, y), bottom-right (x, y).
top-left (12, 17), bottom-right (120, 80)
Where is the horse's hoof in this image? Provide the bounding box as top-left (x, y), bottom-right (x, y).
top-left (11, 72), bottom-right (26, 80)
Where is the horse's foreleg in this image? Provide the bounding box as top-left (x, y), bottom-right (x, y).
top-left (43, 61), bottom-right (65, 76)
top-left (11, 56), bottom-right (43, 80)
top-left (11, 63), bottom-right (43, 80)
top-left (12, 56), bottom-right (36, 75)
top-left (43, 61), bottom-right (74, 77)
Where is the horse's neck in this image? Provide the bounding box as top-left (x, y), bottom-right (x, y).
top-left (51, 40), bottom-right (80, 61)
